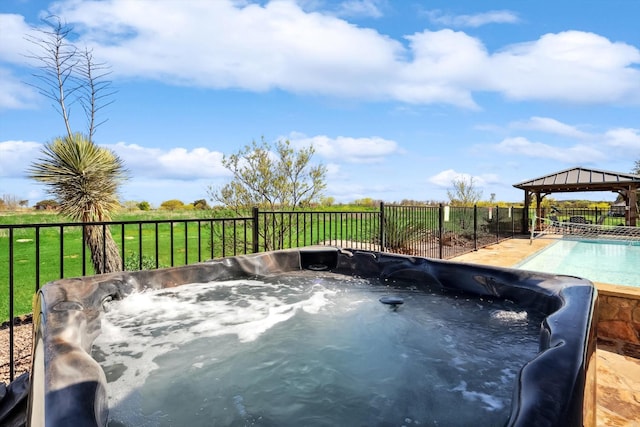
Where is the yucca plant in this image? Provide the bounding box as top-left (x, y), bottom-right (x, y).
top-left (383, 216), bottom-right (432, 255)
top-left (28, 133), bottom-right (128, 274)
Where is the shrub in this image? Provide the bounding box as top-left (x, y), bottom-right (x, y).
top-left (124, 252), bottom-right (160, 271)
top-left (160, 199), bottom-right (185, 211)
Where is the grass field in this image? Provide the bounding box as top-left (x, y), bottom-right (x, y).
top-left (1, 205), bottom-right (522, 322)
top-left (1, 208), bottom-right (382, 321)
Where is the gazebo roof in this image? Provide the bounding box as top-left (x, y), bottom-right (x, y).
top-left (513, 166), bottom-right (640, 193)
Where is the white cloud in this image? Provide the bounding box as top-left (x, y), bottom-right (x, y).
top-left (289, 133), bottom-right (401, 163)
top-left (1, 2), bottom-right (638, 109)
top-left (426, 10), bottom-right (519, 28)
top-left (487, 31), bottom-right (640, 103)
top-left (603, 128), bottom-right (640, 150)
top-left (158, 148), bottom-right (227, 179)
top-left (335, 0), bottom-right (383, 18)
top-left (0, 14), bottom-right (50, 109)
top-left (47, 0), bottom-right (403, 97)
top-left (511, 116), bottom-right (591, 139)
top-left (428, 169), bottom-right (497, 188)
top-left (323, 180), bottom-right (394, 201)
top-left (395, 29), bottom-right (487, 108)
top-left (0, 68), bottom-right (38, 110)
top-left (0, 139), bottom-right (229, 182)
top-left (478, 119), bottom-right (639, 163)
top-left (324, 162), bottom-right (342, 177)
top-left (0, 140), bottom-right (42, 177)
top-left (491, 136), bottom-right (606, 163)
top-left (0, 14), bottom-right (35, 63)
top-left (107, 143), bottom-right (229, 180)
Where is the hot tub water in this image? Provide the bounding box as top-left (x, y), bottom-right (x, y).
top-left (92, 272), bottom-right (544, 427)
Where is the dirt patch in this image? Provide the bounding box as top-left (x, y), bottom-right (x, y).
top-left (0, 317), bottom-right (33, 385)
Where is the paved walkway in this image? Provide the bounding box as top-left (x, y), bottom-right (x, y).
top-left (451, 236), bottom-right (640, 426)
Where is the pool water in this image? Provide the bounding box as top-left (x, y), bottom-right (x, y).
top-left (516, 239), bottom-right (640, 287)
top-left (93, 272), bottom-right (544, 427)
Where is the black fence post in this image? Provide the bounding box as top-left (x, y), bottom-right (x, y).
top-left (120, 223), bottom-right (126, 271)
top-left (138, 223), bottom-right (144, 268)
top-left (59, 225), bottom-right (64, 278)
top-left (102, 224), bottom-right (107, 273)
top-left (438, 203), bottom-right (444, 259)
top-left (155, 223), bottom-right (160, 269)
top-left (473, 205), bottom-right (478, 251)
top-left (252, 207), bottom-right (259, 254)
top-left (9, 228), bottom-right (14, 382)
top-left (495, 205), bottom-right (500, 243)
top-left (170, 221), bottom-right (175, 266)
top-left (379, 201), bottom-right (385, 252)
top-left (36, 226), bottom-right (41, 290)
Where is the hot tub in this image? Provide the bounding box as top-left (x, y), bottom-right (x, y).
top-left (28, 247), bottom-right (597, 426)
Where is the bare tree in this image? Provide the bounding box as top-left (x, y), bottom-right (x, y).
top-left (208, 139), bottom-right (327, 250)
top-left (77, 47), bottom-right (116, 143)
top-left (26, 16), bottom-right (124, 274)
top-left (210, 139), bottom-right (326, 212)
top-left (25, 16), bottom-right (115, 140)
top-left (1, 194), bottom-right (21, 210)
top-left (447, 176), bottom-right (483, 206)
top-left (25, 17), bottom-right (77, 137)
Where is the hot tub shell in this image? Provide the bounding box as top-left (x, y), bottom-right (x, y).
top-left (28, 247), bottom-right (597, 427)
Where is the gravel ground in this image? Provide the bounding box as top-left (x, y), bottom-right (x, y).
top-left (0, 320), bottom-right (33, 385)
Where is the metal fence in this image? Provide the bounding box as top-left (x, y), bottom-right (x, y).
top-left (535, 206), bottom-right (633, 226)
top-left (253, 208), bottom-right (383, 252)
top-left (383, 204), bottom-right (525, 258)
top-left (1, 204), bottom-right (524, 382)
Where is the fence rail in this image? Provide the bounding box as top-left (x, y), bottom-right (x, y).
top-left (535, 206), bottom-right (633, 227)
top-left (1, 204), bottom-right (524, 382)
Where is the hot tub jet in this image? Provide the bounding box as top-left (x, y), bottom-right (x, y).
top-left (379, 296), bottom-right (404, 308)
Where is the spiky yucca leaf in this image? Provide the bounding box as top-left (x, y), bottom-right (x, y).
top-left (28, 133), bottom-right (127, 222)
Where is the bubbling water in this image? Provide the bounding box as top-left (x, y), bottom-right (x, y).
top-left (92, 272), bottom-right (544, 427)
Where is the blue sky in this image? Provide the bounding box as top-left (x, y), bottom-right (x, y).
top-left (1, 0), bottom-right (639, 207)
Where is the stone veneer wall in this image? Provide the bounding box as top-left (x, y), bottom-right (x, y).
top-left (596, 283), bottom-right (640, 359)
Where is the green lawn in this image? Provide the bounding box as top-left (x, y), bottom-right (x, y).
top-left (1, 208), bottom-right (381, 321)
top-left (1, 205), bottom-right (509, 321)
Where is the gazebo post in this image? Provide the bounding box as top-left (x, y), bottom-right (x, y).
top-left (627, 184), bottom-right (638, 226)
top-left (523, 190), bottom-right (531, 233)
top-left (535, 192), bottom-right (544, 231)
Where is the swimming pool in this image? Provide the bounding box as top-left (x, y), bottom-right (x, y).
top-left (516, 239), bottom-right (640, 288)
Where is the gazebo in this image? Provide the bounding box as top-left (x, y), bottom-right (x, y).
top-left (513, 166), bottom-right (640, 229)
